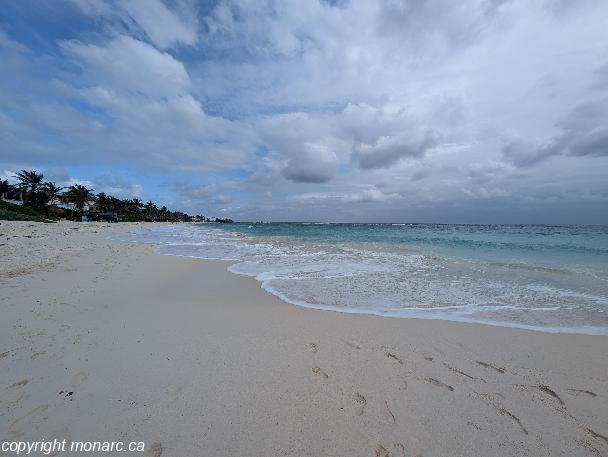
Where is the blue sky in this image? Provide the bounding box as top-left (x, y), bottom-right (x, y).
top-left (1, 0), bottom-right (608, 223)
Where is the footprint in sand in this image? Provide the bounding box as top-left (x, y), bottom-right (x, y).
top-left (312, 366), bottom-right (329, 379)
top-left (67, 371), bottom-right (88, 388)
top-left (425, 378), bottom-right (454, 392)
top-left (535, 385), bottom-right (564, 405)
top-left (586, 428), bottom-right (608, 446)
top-left (475, 392), bottom-right (527, 435)
top-left (476, 360), bottom-right (505, 374)
top-left (145, 442), bottom-right (162, 457)
top-left (3, 379), bottom-right (28, 404)
top-left (565, 388), bottom-right (597, 398)
top-left (8, 429), bottom-right (24, 439)
top-left (374, 444), bottom-right (389, 457)
top-left (384, 400), bottom-right (396, 424)
top-left (513, 384), bottom-right (564, 406)
top-left (353, 392), bottom-right (366, 416)
top-left (393, 443), bottom-right (406, 457)
top-left (344, 341), bottom-right (361, 350)
top-left (385, 352), bottom-right (404, 365)
top-left (443, 363), bottom-right (479, 381)
top-left (9, 404), bottom-right (49, 436)
top-left (497, 407), bottom-right (528, 435)
top-left (0, 346), bottom-right (26, 359)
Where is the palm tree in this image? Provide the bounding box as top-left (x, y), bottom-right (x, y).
top-left (43, 182), bottom-right (64, 205)
top-left (0, 179), bottom-right (13, 199)
top-left (14, 170), bottom-right (43, 205)
top-left (144, 200), bottom-right (158, 221)
top-left (96, 192), bottom-right (111, 212)
top-left (14, 170), bottom-right (44, 194)
top-left (64, 184), bottom-right (94, 216)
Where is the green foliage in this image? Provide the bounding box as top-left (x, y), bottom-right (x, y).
top-left (64, 184), bottom-right (94, 211)
top-left (43, 182), bottom-right (64, 204)
top-left (2, 169), bottom-right (235, 223)
top-left (13, 170), bottom-right (45, 208)
top-left (0, 199), bottom-right (54, 222)
top-left (0, 179), bottom-right (13, 195)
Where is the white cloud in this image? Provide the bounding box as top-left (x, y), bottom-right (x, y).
top-left (122, 0), bottom-right (198, 49)
top-left (93, 174), bottom-right (144, 198)
top-left (281, 143), bottom-right (339, 183)
top-left (70, 0), bottom-right (198, 49)
top-left (352, 131), bottom-right (437, 170)
top-left (293, 187), bottom-right (400, 204)
top-left (61, 35), bottom-right (191, 96)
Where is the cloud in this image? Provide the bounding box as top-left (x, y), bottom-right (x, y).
top-left (122, 0), bottom-right (198, 49)
top-left (173, 182), bottom-right (216, 200)
top-left (61, 35), bottom-right (191, 96)
top-left (567, 128), bottom-right (608, 157)
top-left (503, 97), bottom-right (608, 166)
top-left (43, 167), bottom-right (71, 183)
top-left (467, 161), bottom-right (515, 184)
top-left (69, 0), bottom-right (117, 17)
top-left (343, 188), bottom-right (400, 203)
top-left (352, 131), bottom-right (437, 170)
top-left (69, 0), bottom-right (198, 49)
top-left (591, 62), bottom-right (608, 91)
top-left (557, 100), bottom-right (608, 157)
top-left (502, 139), bottom-right (560, 167)
top-left (215, 194), bottom-right (232, 204)
top-left (293, 187), bottom-right (400, 204)
top-left (281, 143), bottom-right (338, 183)
top-left (0, 27), bottom-right (28, 53)
top-left (0, 24), bottom-right (253, 173)
top-left (93, 174), bottom-right (144, 198)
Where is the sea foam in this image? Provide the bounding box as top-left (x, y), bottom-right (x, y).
top-left (111, 223), bottom-right (608, 334)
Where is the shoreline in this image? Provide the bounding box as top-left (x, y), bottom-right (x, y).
top-left (119, 226), bottom-right (608, 337)
top-left (1, 221), bottom-right (607, 456)
top-left (115, 226), bottom-right (608, 335)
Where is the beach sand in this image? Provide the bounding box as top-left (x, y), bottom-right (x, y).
top-left (1, 221), bottom-right (607, 457)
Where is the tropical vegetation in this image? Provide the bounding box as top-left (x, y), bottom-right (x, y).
top-left (0, 170), bottom-right (233, 223)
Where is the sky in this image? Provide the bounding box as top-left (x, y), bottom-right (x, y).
top-left (1, 0), bottom-right (607, 223)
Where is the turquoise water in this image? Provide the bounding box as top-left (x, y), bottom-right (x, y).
top-left (113, 223), bottom-right (608, 334)
top-left (227, 223), bottom-right (608, 267)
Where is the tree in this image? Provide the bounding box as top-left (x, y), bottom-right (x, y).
top-left (144, 200), bottom-right (158, 221)
top-left (0, 179), bottom-right (13, 199)
top-left (64, 184), bottom-right (94, 214)
top-left (43, 182), bottom-right (64, 205)
top-left (14, 170), bottom-right (43, 193)
top-left (96, 192), bottom-right (111, 212)
top-left (14, 170), bottom-right (44, 206)
top-left (2, 168), bottom-right (233, 223)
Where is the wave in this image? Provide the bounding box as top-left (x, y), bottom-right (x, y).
top-left (110, 224), bottom-right (608, 335)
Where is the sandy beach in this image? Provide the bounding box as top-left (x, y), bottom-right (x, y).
top-left (1, 221), bottom-right (607, 457)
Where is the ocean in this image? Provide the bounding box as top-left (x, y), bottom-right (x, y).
top-left (112, 223), bottom-right (608, 335)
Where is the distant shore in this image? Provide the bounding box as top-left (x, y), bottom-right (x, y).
top-left (1, 221), bottom-right (607, 457)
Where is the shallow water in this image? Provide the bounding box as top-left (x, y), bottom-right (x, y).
top-left (112, 223), bottom-right (608, 334)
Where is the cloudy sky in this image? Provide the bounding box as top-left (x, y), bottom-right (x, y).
top-left (1, 0), bottom-right (607, 223)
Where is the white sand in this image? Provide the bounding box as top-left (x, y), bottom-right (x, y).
top-left (1, 221), bottom-right (607, 456)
